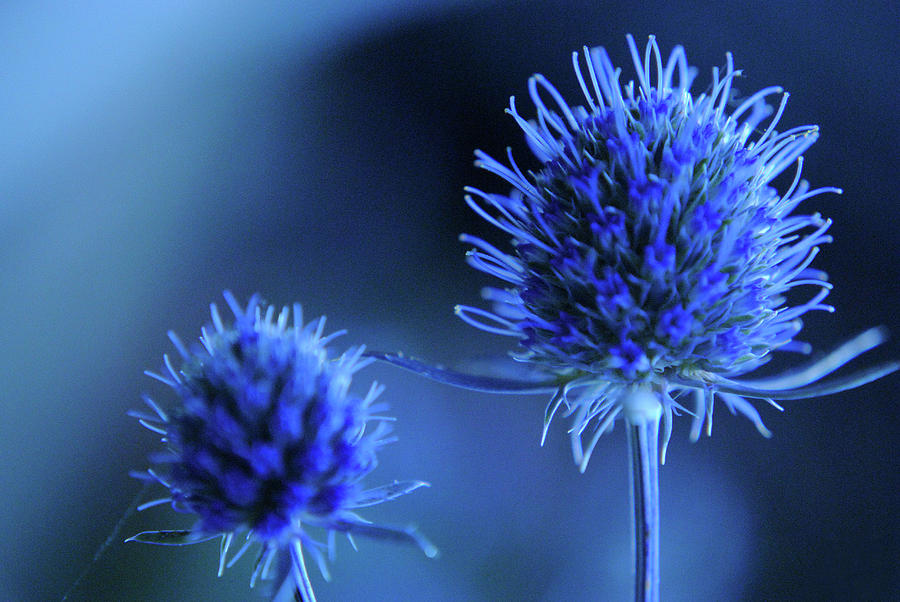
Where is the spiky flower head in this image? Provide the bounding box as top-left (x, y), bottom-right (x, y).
top-left (454, 35), bottom-right (895, 469)
top-left (129, 292), bottom-right (434, 590)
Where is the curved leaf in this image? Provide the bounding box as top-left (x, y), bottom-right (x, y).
top-left (365, 351), bottom-right (559, 393)
top-left (672, 361), bottom-right (899, 400)
top-left (125, 530), bottom-right (220, 546)
top-left (330, 519), bottom-right (438, 558)
top-left (349, 480), bottom-right (430, 509)
top-left (740, 327), bottom-right (890, 389)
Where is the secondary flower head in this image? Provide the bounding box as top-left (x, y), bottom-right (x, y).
top-left (129, 292), bottom-right (434, 592)
top-left (450, 35), bottom-right (896, 469)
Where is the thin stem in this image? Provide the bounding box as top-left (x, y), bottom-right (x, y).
top-left (623, 387), bottom-right (662, 602)
top-left (288, 538), bottom-right (317, 602)
top-left (272, 572), bottom-right (300, 602)
top-left (62, 480), bottom-right (153, 600)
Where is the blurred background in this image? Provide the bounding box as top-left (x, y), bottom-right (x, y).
top-left (1, 1), bottom-right (897, 600)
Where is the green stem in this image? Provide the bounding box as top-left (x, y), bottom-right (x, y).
top-left (623, 386), bottom-right (662, 602)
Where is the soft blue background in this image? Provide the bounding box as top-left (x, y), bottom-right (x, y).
top-left (1, 1), bottom-right (897, 600)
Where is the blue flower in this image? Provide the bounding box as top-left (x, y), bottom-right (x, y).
top-left (372, 35), bottom-right (895, 472)
top-left (128, 292), bottom-right (435, 596)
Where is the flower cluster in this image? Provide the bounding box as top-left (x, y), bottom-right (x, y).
top-left (450, 35), bottom-right (894, 469)
top-left (129, 292), bottom-right (434, 592)
top-left (461, 35), bottom-right (833, 383)
top-left (116, 33), bottom-right (899, 602)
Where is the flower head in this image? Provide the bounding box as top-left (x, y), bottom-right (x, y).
top-left (451, 35), bottom-right (896, 469)
top-left (129, 292), bottom-right (434, 591)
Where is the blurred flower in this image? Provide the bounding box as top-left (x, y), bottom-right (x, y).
top-left (128, 292), bottom-right (435, 595)
top-left (374, 35), bottom-right (895, 472)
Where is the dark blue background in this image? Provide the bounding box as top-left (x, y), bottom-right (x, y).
top-left (1, 1), bottom-right (896, 600)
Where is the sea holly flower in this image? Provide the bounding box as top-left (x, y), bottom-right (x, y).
top-left (370, 35), bottom-right (897, 600)
top-left (380, 33), bottom-right (897, 467)
top-left (129, 292), bottom-right (435, 601)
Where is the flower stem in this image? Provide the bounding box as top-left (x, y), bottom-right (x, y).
top-left (288, 538), bottom-right (317, 602)
top-left (623, 387), bottom-right (662, 602)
